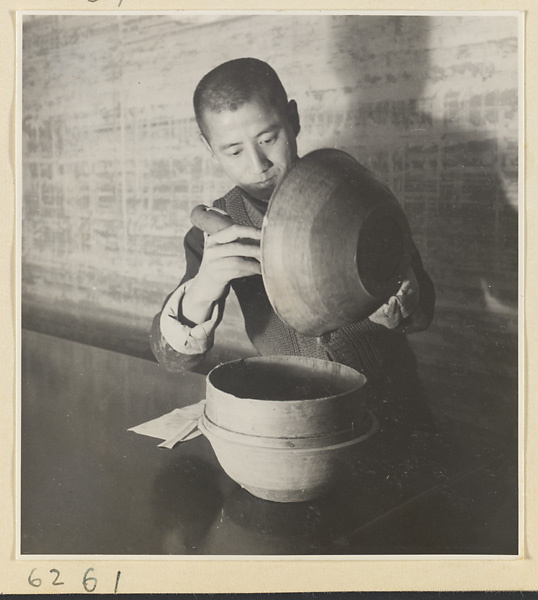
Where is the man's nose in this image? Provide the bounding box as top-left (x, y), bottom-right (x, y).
top-left (248, 146), bottom-right (271, 174)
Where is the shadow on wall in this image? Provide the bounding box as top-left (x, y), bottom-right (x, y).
top-left (327, 15), bottom-right (518, 432)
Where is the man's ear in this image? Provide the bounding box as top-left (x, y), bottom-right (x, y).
top-left (199, 133), bottom-right (219, 165)
top-left (287, 99), bottom-right (301, 137)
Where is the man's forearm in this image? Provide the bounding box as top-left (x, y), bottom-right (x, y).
top-left (181, 275), bottom-right (225, 325)
top-left (149, 277), bottom-right (227, 372)
top-left (149, 313), bottom-right (206, 372)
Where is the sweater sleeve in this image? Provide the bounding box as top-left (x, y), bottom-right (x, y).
top-left (149, 226), bottom-right (227, 372)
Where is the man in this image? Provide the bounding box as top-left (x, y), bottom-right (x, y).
top-left (150, 57), bottom-right (435, 431)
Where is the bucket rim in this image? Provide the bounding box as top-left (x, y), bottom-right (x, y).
top-left (206, 355), bottom-right (368, 405)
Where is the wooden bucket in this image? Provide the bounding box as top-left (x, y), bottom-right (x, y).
top-left (261, 148), bottom-right (414, 336)
top-left (205, 356), bottom-right (369, 444)
top-left (199, 356), bottom-right (378, 502)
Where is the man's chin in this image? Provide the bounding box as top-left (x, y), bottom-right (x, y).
top-left (243, 185), bottom-right (274, 202)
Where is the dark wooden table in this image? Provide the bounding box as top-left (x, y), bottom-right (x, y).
top-left (20, 330), bottom-right (518, 556)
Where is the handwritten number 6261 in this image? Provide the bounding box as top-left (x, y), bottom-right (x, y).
top-left (28, 568), bottom-right (121, 593)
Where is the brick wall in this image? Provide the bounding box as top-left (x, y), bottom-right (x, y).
top-left (22, 14), bottom-right (518, 426)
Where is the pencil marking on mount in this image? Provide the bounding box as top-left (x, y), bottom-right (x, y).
top-left (87, 0), bottom-right (124, 6)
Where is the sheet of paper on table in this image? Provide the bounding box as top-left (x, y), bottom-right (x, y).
top-left (128, 399), bottom-right (205, 449)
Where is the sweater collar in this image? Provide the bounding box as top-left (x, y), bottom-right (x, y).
top-left (236, 187), bottom-right (268, 229)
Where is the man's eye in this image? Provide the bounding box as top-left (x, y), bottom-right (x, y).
top-left (229, 149), bottom-right (242, 157)
top-left (260, 136), bottom-right (275, 145)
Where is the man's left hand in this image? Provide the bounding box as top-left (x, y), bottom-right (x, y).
top-left (368, 267), bottom-right (420, 329)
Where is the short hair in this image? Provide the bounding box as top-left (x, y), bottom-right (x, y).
top-left (193, 58), bottom-right (289, 138)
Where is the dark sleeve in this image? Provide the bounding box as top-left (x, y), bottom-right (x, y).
top-left (149, 227), bottom-right (226, 372)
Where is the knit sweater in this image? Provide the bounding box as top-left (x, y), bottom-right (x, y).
top-left (150, 186), bottom-right (435, 391)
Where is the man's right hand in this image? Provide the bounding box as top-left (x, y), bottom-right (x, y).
top-left (181, 225), bottom-right (262, 324)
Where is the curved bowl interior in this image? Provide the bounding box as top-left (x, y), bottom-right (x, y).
top-left (208, 355), bottom-right (365, 401)
top-left (205, 356), bottom-right (369, 439)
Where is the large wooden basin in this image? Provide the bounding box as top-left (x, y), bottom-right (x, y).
top-left (199, 356), bottom-right (378, 502)
top-left (261, 148), bottom-right (414, 336)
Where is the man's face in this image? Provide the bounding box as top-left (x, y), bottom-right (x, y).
top-left (201, 96), bottom-right (300, 202)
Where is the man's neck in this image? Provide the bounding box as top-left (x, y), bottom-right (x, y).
top-left (238, 187), bottom-right (270, 215)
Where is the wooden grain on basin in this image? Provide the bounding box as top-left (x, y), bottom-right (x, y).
top-left (261, 148), bottom-right (414, 336)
